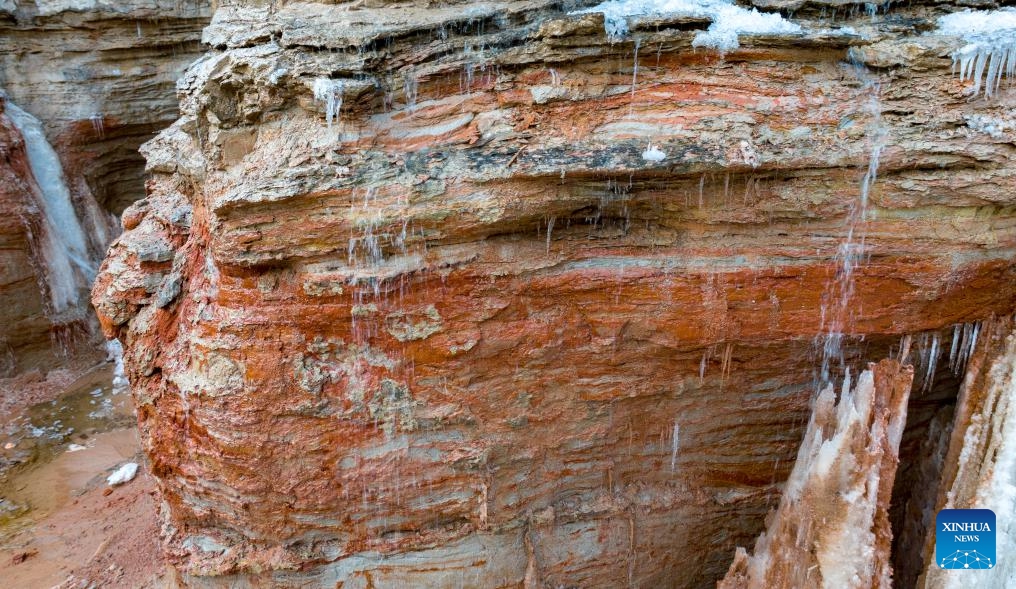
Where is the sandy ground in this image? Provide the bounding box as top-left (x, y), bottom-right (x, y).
top-left (0, 364), bottom-right (171, 588)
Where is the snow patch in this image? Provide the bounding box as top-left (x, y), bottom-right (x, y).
top-left (106, 462), bottom-right (138, 486)
top-left (937, 9), bottom-right (1016, 98)
top-left (572, 0), bottom-right (801, 51)
top-left (642, 143), bottom-right (667, 162)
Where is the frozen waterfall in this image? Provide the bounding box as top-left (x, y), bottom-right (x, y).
top-left (5, 99), bottom-right (94, 314)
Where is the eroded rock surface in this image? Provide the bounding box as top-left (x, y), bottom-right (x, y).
top-left (0, 106), bottom-right (60, 374)
top-left (92, 0), bottom-right (1016, 586)
top-left (0, 0), bottom-right (210, 374)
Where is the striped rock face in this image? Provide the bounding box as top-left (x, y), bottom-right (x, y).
top-left (92, 1), bottom-right (1016, 586)
top-left (0, 1), bottom-right (211, 376)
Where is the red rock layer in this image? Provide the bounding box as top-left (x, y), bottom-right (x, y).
top-left (93, 1), bottom-right (1016, 586)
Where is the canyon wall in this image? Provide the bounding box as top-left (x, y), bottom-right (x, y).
top-left (0, 107), bottom-right (61, 375)
top-left (0, 0), bottom-right (210, 374)
top-left (89, 0), bottom-right (1016, 587)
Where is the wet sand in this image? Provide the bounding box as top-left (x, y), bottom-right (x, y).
top-left (0, 362), bottom-right (169, 588)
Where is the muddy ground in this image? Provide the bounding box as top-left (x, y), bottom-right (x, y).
top-left (0, 361), bottom-right (169, 588)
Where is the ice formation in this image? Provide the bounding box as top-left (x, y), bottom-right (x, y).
top-left (4, 99), bottom-right (94, 314)
top-left (312, 78), bottom-right (345, 127)
top-left (719, 361), bottom-right (913, 588)
top-left (572, 0), bottom-right (801, 51)
top-left (669, 421), bottom-right (680, 471)
top-left (106, 339), bottom-right (129, 392)
top-left (965, 113), bottom-right (1016, 138)
top-left (927, 320), bottom-right (1016, 588)
top-left (106, 462), bottom-right (139, 486)
top-left (89, 112), bottom-right (104, 138)
top-left (642, 143), bottom-right (666, 162)
top-left (938, 8), bottom-right (1016, 98)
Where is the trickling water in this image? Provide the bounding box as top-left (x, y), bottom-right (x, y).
top-left (669, 421), bottom-right (680, 471)
top-left (816, 65), bottom-right (886, 386)
top-left (89, 113), bottom-right (104, 138)
top-left (346, 187), bottom-right (413, 341)
top-left (4, 100), bottom-right (95, 315)
top-left (630, 38), bottom-right (641, 105)
top-left (403, 69), bottom-right (419, 112)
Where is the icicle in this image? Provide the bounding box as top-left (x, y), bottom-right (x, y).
top-left (89, 113), bottom-right (104, 138)
top-left (670, 421), bottom-right (680, 472)
top-left (949, 324), bottom-right (962, 372)
top-left (939, 9), bottom-right (1016, 98)
top-left (967, 322), bottom-right (981, 367)
top-left (721, 342), bottom-right (733, 382)
top-left (921, 333), bottom-right (941, 393)
top-left (313, 78), bottom-right (345, 127)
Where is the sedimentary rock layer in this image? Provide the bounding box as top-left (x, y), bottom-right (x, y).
top-left (0, 0), bottom-right (211, 214)
top-left (0, 0), bottom-right (210, 374)
top-left (0, 107), bottom-right (59, 374)
top-left (93, 1), bottom-right (1016, 586)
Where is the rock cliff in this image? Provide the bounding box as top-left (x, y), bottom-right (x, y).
top-left (0, 0), bottom-right (210, 374)
top-left (91, 0), bottom-right (1016, 587)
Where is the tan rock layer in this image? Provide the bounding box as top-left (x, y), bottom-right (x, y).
top-left (0, 0), bottom-right (211, 374)
top-left (92, 1), bottom-right (1016, 586)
